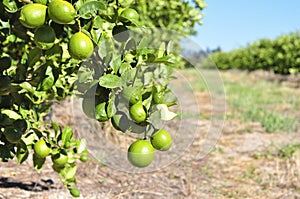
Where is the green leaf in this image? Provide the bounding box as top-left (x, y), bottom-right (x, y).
top-left (99, 74), bottom-right (123, 88)
top-left (91, 28), bottom-right (102, 45)
top-left (137, 37), bottom-right (151, 50)
top-left (158, 42), bottom-right (165, 58)
top-left (39, 66), bottom-right (54, 91)
top-left (154, 56), bottom-right (175, 64)
top-left (1, 109), bottom-right (22, 120)
top-left (61, 165), bottom-right (77, 180)
top-left (16, 141), bottom-right (29, 164)
top-left (40, 76), bottom-right (54, 91)
top-left (156, 104), bottom-right (177, 120)
top-left (45, 44), bottom-right (63, 60)
top-left (78, 1), bottom-right (106, 19)
top-left (22, 131), bottom-right (36, 147)
top-left (111, 55), bottom-right (122, 73)
top-left (52, 122), bottom-right (60, 138)
top-left (77, 139), bottom-right (87, 154)
top-left (98, 38), bottom-right (114, 66)
top-left (143, 71), bottom-right (154, 85)
top-left (3, 0), bottom-right (18, 13)
top-left (142, 94), bottom-right (152, 111)
top-left (93, 16), bottom-right (104, 29)
top-left (33, 153), bottom-right (46, 173)
top-left (19, 82), bottom-right (35, 93)
top-left (28, 48), bottom-right (42, 68)
top-left (106, 95), bottom-right (116, 118)
top-left (119, 62), bottom-right (131, 76)
top-left (61, 126), bottom-right (73, 146)
top-left (0, 143), bottom-right (15, 162)
top-left (78, 68), bottom-right (93, 83)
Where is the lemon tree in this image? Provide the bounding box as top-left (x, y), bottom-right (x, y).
top-left (0, 0), bottom-right (205, 197)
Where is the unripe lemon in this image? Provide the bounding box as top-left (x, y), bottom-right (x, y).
top-left (19, 3), bottom-right (47, 28)
top-left (68, 32), bottom-right (94, 60)
top-left (48, 0), bottom-right (76, 24)
top-left (34, 139), bottom-right (51, 158)
top-left (150, 129), bottom-right (172, 151)
top-left (34, 25), bottom-right (56, 50)
top-left (3, 127), bottom-right (22, 143)
top-left (127, 140), bottom-right (154, 167)
top-left (129, 102), bottom-right (147, 123)
top-left (120, 8), bottom-right (139, 23)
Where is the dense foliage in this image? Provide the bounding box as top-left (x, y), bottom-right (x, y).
top-left (0, 0), bottom-right (205, 196)
top-left (204, 32), bottom-right (300, 75)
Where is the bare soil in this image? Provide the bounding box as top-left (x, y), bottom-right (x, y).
top-left (1, 70), bottom-right (300, 199)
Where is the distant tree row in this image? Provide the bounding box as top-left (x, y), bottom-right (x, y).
top-left (201, 32), bottom-right (300, 75)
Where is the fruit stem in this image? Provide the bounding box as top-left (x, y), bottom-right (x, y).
top-left (26, 31), bottom-right (34, 38)
top-left (21, 0), bottom-right (33, 3)
top-left (76, 18), bottom-right (82, 32)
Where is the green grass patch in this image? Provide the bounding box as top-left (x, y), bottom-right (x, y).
top-left (225, 78), bottom-right (298, 132)
top-left (179, 69), bottom-right (299, 133)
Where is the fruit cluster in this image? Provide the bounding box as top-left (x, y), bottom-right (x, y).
top-left (19, 0), bottom-right (93, 59)
top-left (128, 129), bottom-right (172, 168)
top-left (81, 81), bottom-right (175, 167)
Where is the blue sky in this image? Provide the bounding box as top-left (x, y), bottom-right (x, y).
top-left (191, 0), bottom-right (300, 52)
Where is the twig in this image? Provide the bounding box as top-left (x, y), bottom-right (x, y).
top-left (21, 0), bottom-right (33, 3)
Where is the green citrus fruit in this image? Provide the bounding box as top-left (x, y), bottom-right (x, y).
top-left (19, 3), bottom-right (47, 29)
top-left (120, 8), bottom-right (139, 23)
top-left (112, 25), bottom-right (130, 42)
top-left (127, 140), bottom-right (154, 167)
top-left (150, 129), bottom-right (172, 151)
top-left (68, 32), bottom-right (94, 60)
top-left (3, 127), bottom-right (22, 143)
top-left (69, 188), bottom-right (80, 197)
top-left (0, 56), bottom-right (11, 71)
top-left (129, 102), bottom-right (147, 123)
top-left (33, 0), bottom-right (48, 5)
top-left (48, 0), bottom-right (76, 24)
top-left (34, 139), bottom-right (51, 158)
top-left (79, 155), bottom-right (89, 162)
top-left (51, 151), bottom-right (68, 165)
top-left (34, 25), bottom-right (56, 50)
top-left (121, 86), bottom-right (142, 105)
top-left (95, 102), bottom-right (109, 122)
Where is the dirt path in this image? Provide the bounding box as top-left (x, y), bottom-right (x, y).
top-left (1, 71), bottom-right (300, 199)
top-left (1, 118), bottom-right (300, 199)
